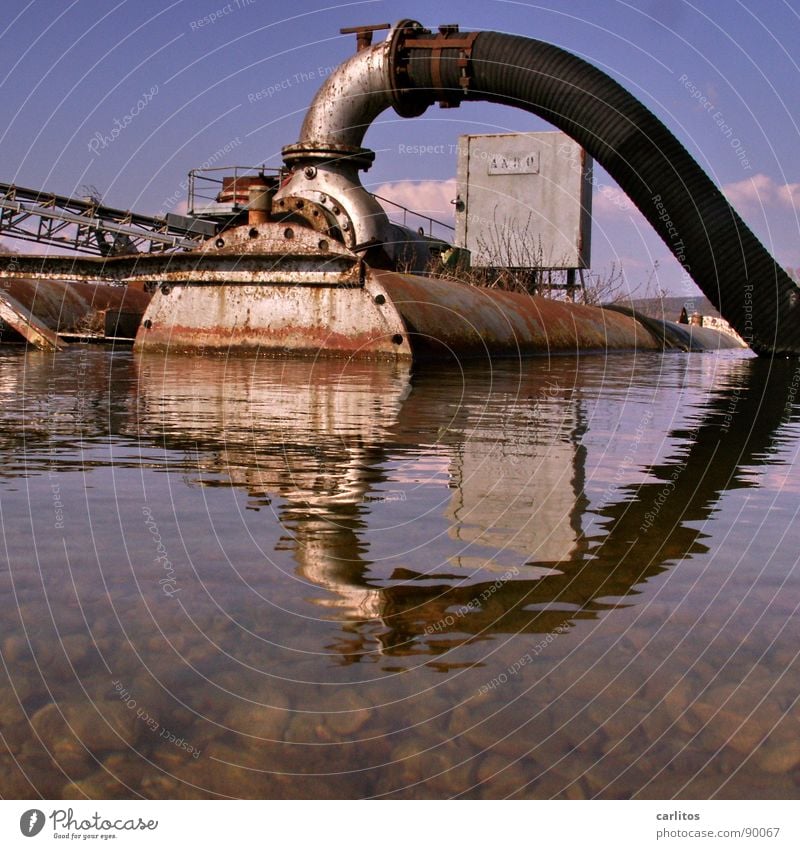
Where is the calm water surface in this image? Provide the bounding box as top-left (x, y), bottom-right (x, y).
top-left (0, 346), bottom-right (798, 799)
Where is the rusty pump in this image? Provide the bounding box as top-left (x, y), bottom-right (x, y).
top-left (3, 20), bottom-right (795, 358)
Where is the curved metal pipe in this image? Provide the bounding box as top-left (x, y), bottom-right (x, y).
top-left (275, 33), bottom-right (397, 253)
top-left (278, 22), bottom-right (800, 355)
top-left (293, 37), bottom-right (393, 149)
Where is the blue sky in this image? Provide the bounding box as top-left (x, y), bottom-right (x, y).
top-left (2, 0), bottom-right (799, 294)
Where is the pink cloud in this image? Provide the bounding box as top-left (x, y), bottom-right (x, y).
top-left (723, 173), bottom-right (800, 210)
top-left (373, 178), bottom-right (457, 224)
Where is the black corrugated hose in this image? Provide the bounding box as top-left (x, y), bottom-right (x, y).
top-left (404, 32), bottom-right (800, 356)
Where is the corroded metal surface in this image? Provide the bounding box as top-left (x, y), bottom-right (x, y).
top-left (373, 271), bottom-right (662, 356)
top-left (0, 288), bottom-right (64, 350)
top-left (275, 29), bottom-right (398, 253)
top-left (130, 223), bottom-right (402, 355)
top-left (0, 278), bottom-right (150, 347)
top-left (0, 221), bottom-right (734, 358)
top-left (134, 259), bottom-right (664, 359)
top-left (135, 277), bottom-right (410, 357)
top-left (0, 251), bottom-right (359, 286)
top-left (0, 222), bottom-right (361, 286)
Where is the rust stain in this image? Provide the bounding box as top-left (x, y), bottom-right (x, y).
top-left (0, 289), bottom-right (64, 350)
top-left (2, 219), bottom-right (712, 358)
top-left (373, 270), bottom-right (661, 357)
top-left (1, 278), bottom-right (150, 347)
top-left (134, 278), bottom-right (410, 359)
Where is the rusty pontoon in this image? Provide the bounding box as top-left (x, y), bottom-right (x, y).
top-left (4, 20), bottom-right (791, 358)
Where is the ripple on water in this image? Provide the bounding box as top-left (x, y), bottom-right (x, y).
top-left (0, 349), bottom-right (798, 798)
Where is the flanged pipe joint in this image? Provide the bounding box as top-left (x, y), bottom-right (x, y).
top-left (275, 20), bottom-right (800, 356)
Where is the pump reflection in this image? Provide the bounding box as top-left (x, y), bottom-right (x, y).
top-left (128, 353), bottom-right (795, 670)
top-left (1, 348), bottom-right (799, 799)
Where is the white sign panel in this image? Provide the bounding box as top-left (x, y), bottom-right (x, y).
top-left (487, 151), bottom-right (540, 175)
top-left (455, 131), bottom-right (592, 269)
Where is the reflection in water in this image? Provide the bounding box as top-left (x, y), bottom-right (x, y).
top-left (0, 347), bottom-right (798, 799)
top-left (128, 354), bottom-right (797, 667)
top-left (130, 357), bottom-right (593, 662)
